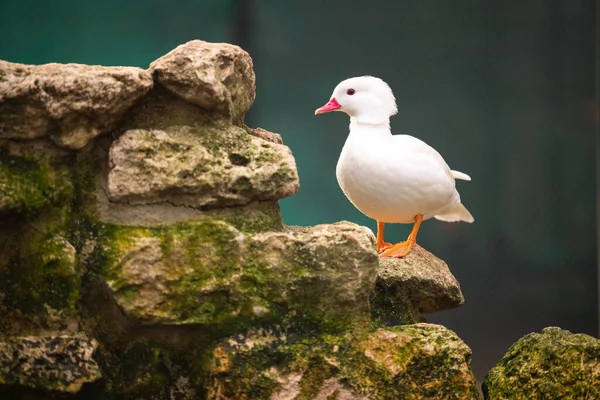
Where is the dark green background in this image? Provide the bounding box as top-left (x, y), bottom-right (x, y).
top-left (1, 0), bottom-right (596, 382)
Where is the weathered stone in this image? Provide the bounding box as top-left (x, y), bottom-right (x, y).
top-left (0, 335), bottom-right (101, 393)
top-left (249, 127), bottom-right (284, 144)
top-left (0, 148), bottom-right (73, 214)
top-left (270, 375), bottom-right (368, 400)
top-left (358, 324), bottom-right (478, 399)
top-left (371, 244), bottom-right (464, 326)
top-left (0, 212), bottom-right (80, 336)
top-left (206, 323), bottom-right (477, 400)
top-left (206, 327), bottom-right (364, 400)
top-left (107, 126), bottom-right (299, 208)
top-left (0, 61), bottom-right (153, 149)
top-left (149, 40), bottom-right (255, 124)
top-left (100, 221), bottom-right (377, 330)
top-left (483, 326), bottom-right (600, 399)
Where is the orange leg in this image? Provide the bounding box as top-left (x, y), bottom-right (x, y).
top-left (379, 214), bottom-right (424, 258)
top-left (376, 221), bottom-right (393, 254)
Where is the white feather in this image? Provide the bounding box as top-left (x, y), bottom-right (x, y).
top-left (327, 76), bottom-right (473, 225)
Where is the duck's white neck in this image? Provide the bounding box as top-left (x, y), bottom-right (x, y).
top-left (349, 118), bottom-right (392, 137)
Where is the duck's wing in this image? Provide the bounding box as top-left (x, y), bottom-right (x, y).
top-left (392, 134), bottom-right (471, 182)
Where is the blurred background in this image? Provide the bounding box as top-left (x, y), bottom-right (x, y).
top-left (0, 0), bottom-right (597, 382)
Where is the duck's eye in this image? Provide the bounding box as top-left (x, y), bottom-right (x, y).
top-left (346, 89), bottom-right (356, 95)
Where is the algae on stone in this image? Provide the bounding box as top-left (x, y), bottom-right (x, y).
top-left (0, 148), bottom-right (73, 214)
top-left (353, 324), bottom-right (478, 399)
top-left (0, 210), bottom-right (80, 336)
top-left (483, 326), bottom-right (600, 399)
top-left (107, 126), bottom-right (299, 209)
top-left (206, 323), bottom-right (478, 400)
top-left (99, 221), bottom-right (377, 332)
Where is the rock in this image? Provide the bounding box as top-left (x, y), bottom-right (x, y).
top-left (99, 221), bottom-right (377, 330)
top-left (371, 244), bottom-right (464, 325)
top-left (0, 148), bottom-right (73, 214)
top-left (0, 61), bottom-right (153, 149)
top-left (206, 323), bottom-right (477, 400)
top-left (206, 327), bottom-right (369, 400)
top-left (107, 125), bottom-right (299, 208)
top-left (0, 211), bottom-right (80, 335)
top-left (0, 335), bottom-right (101, 393)
top-left (482, 326), bottom-right (600, 399)
top-left (249, 127), bottom-right (283, 144)
top-left (359, 324), bottom-right (478, 399)
top-left (149, 40), bottom-right (255, 124)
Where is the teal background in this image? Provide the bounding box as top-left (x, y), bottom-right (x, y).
top-left (1, 0), bottom-right (597, 381)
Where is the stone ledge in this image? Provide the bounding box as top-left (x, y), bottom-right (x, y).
top-left (0, 61), bottom-right (153, 149)
top-left (371, 244), bottom-right (465, 325)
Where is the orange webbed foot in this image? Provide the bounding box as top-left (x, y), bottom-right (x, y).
top-left (378, 239), bottom-right (415, 258)
top-left (377, 241), bottom-right (394, 254)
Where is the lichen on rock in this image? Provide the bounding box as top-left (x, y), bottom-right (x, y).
top-left (482, 326), bottom-right (600, 399)
top-left (0, 335), bottom-right (101, 393)
top-left (98, 221), bottom-right (377, 332)
top-left (107, 125), bottom-right (299, 209)
top-left (0, 148), bottom-right (73, 214)
top-left (356, 324), bottom-right (478, 399)
top-left (206, 323), bottom-right (478, 400)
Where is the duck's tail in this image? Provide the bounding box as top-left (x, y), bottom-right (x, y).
top-left (451, 170), bottom-right (471, 181)
top-left (434, 202), bottom-right (474, 223)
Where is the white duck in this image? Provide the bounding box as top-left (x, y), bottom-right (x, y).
top-left (315, 76), bottom-right (473, 258)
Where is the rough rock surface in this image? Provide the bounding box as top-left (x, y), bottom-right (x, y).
top-left (249, 127), bottom-right (283, 144)
top-left (0, 61), bottom-right (153, 149)
top-left (371, 244), bottom-right (464, 325)
top-left (0, 335), bottom-right (101, 393)
top-left (483, 327), bottom-right (600, 399)
top-left (0, 208), bottom-right (80, 336)
top-left (360, 324), bottom-right (478, 399)
top-left (101, 221), bottom-right (378, 328)
top-left (107, 126), bottom-right (299, 208)
top-left (149, 40), bottom-right (255, 124)
top-left (206, 323), bottom-right (478, 400)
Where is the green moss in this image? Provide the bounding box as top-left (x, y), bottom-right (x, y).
top-left (94, 219), bottom-right (370, 337)
top-left (0, 148), bottom-right (73, 213)
top-left (206, 328), bottom-right (343, 399)
top-left (0, 218), bottom-right (80, 318)
top-left (483, 327), bottom-right (600, 399)
top-left (371, 285), bottom-right (420, 327)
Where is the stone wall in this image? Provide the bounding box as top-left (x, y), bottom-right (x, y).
top-left (0, 40), bottom-right (477, 399)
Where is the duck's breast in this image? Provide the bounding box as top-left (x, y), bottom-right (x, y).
top-left (336, 134), bottom-right (458, 223)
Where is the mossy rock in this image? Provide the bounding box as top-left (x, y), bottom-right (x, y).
top-left (482, 326), bottom-right (600, 399)
top-left (0, 212), bottom-right (80, 336)
top-left (96, 221), bottom-right (377, 334)
top-left (0, 148), bottom-right (73, 214)
top-left (206, 323), bottom-right (478, 400)
top-left (107, 126), bottom-right (298, 209)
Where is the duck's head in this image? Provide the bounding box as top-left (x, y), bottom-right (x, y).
top-left (315, 76), bottom-right (398, 124)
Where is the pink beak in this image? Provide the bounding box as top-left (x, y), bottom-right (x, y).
top-left (315, 98), bottom-right (341, 115)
